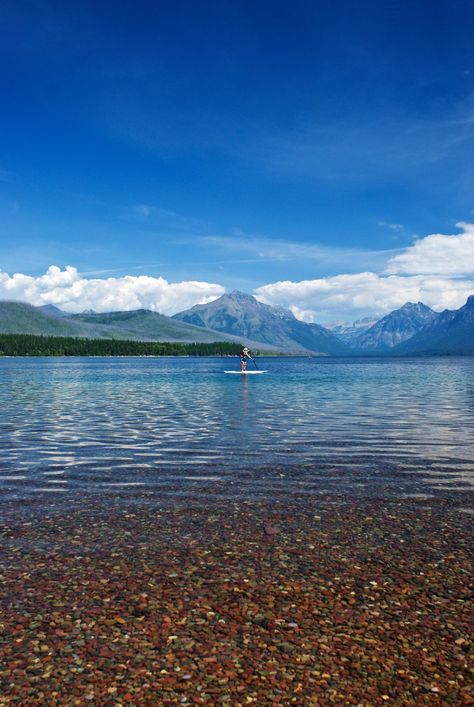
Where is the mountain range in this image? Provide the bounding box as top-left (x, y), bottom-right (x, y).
top-left (0, 301), bottom-right (263, 348)
top-left (347, 302), bottom-right (439, 351)
top-left (0, 291), bottom-right (473, 355)
top-left (327, 317), bottom-right (378, 343)
top-left (172, 290), bottom-right (348, 354)
top-left (392, 295), bottom-right (474, 355)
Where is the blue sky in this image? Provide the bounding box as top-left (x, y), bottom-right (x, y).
top-left (1, 0), bottom-right (474, 321)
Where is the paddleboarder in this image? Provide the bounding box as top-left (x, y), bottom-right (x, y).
top-left (240, 347), bottom-right (253, 371)
top-left (224, 351), bottom-right (264, 374)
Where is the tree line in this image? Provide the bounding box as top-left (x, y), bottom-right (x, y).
top-left (0, 334), bottom-right (243, 357)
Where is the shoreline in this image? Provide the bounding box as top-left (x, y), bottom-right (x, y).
top-left (1, 352), bottom-right (474, 359)
top-left (1, 493), bottom-right (472, 704)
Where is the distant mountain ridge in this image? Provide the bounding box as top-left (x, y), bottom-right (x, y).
top-left (348, 302), bottom-right (439, 351)
top-left (38, 304), bottom-right (69, 318)
top-left (393, 295), bottom-right (474, 355)
top-left (1, 293), bottom-right (473, 356)
top-left (173, 290), bottom-right (348, 354)
top-left (327, 317), bottom-right (378, 345)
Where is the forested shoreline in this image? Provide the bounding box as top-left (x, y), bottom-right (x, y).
top-left (0, 334), bottom-right (242, 357)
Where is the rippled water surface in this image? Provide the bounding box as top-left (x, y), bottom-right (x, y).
top-left (1, 356), bottom-right (473, 507)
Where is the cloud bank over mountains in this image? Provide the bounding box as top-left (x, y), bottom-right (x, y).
top-left (255, 272), bottom-right (474, 323)
top-left (0, 266), bottom-right (224, 315)
top-left (256, 223), bottom-right (474, 321)
top-left (1, 223), bottom-right (473, 322)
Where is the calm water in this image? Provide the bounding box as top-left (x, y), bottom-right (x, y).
top-left (1, 356), bottom-right (473, 509)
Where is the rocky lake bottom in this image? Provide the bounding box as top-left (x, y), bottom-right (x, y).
top-left (0, 357), bottom-right (473, 704)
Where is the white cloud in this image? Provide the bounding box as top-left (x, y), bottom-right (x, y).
top-left (255, 223), bottom-right (474, 322)
top-left (2, 223), bottom-right (474, 324)
top-left (0, 265), bottom-right (224, 315)
top-left (289, 305), bottom-right (318, 323)
top-left (378, 221), bottom-right (404, 231)
top-left (255, 272), bottom-right (474, 323)
top-left (386, 222), bottom-right (474, 275)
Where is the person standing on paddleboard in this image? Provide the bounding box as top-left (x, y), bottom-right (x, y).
top-left (240, 347), bottom-right (254, 371)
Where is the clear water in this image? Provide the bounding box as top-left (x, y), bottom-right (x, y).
top-left (1, 356), bottom-right (473, 508)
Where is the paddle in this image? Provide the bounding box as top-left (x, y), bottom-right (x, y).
top-left (249, 350), bottom-right (259, 370)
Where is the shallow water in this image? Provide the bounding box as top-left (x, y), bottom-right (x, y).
top-left (1, 356), bottom-right (473, 508)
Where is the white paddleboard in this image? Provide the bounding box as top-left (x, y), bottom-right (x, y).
top-left (224, 370), bottom-right (268, 374)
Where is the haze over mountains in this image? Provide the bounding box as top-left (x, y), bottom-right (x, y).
top-left (0, 291), bottom-right (473, 355)
top-left (327, 317), bottom-right (378, 343)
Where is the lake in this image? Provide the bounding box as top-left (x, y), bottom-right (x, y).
top-left (1, 356), bottom-right (473, 511)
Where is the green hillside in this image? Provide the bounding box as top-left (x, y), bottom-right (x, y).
top-left (70, 309), bottom-right (244, 343)
top-left (0, 301), bottom-right (100, 337)
top-left (0, 302), bottom-right (250, 344)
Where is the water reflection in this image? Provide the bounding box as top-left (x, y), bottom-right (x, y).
top-left (0, 356), bottom-right (473, 506)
